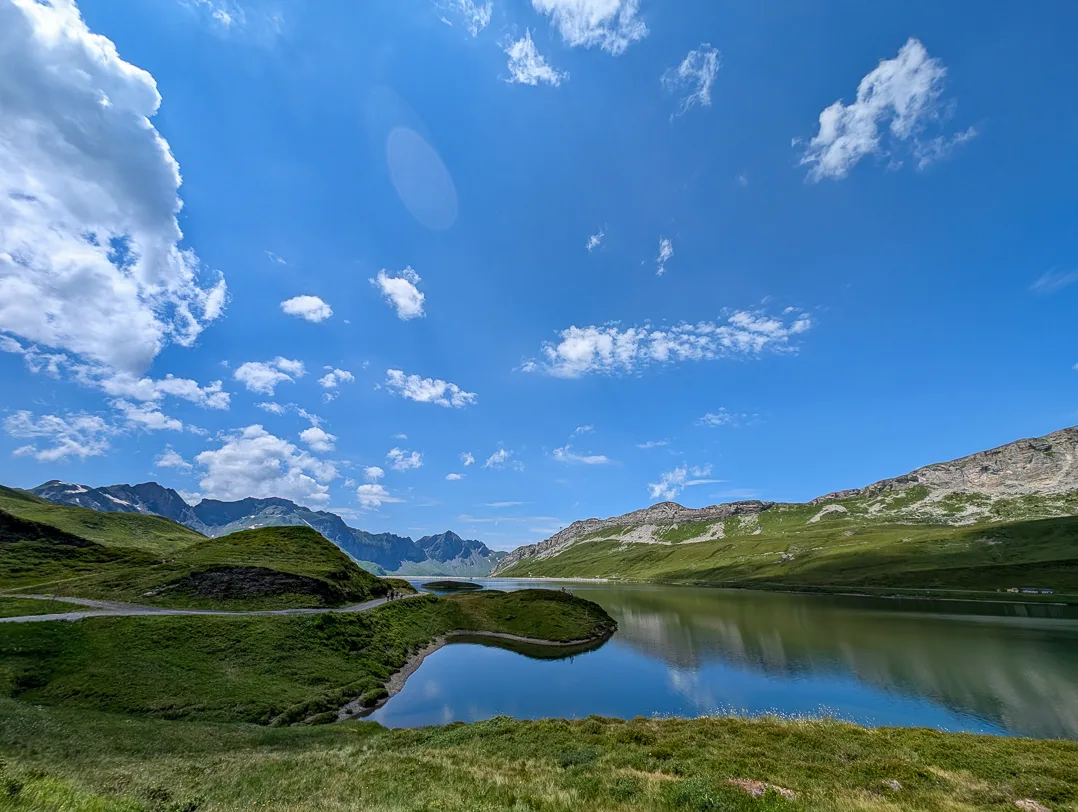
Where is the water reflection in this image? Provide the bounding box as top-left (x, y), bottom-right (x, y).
top-left (381, 580), bottom-right (1078, 738)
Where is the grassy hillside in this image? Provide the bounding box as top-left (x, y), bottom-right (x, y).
top-left (1, 504), bottom-right (391, 609)
top-left (0, 701), bottom-right (1075, 812)
top-left (499, 506), bottom-right (1078, 599)
top-left (0, 591), bottom-right (614, 725)
top-left (0, 486), bottom-right (204, 553)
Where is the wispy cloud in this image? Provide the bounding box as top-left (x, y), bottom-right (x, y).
top-left (1031, 269), bottom-right (1078, 294)
top-left (656, 238), bottom-right (674, 276)
top-left (531, 0), bottom-right (647, 55)
top-left (586, 230), bottom-right (604, 251)
top-left (662, 44), bottom-right (719, 115)
top-left (553, 445), bottom-right (611, 465)
top-left (505, 30), bottom-right (567, 87)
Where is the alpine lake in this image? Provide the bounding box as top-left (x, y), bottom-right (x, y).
top-left (366, 579), bottom-right (1078, 739)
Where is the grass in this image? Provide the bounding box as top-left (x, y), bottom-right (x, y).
top-left (0, 590), bottom-right (615, 725)
top-left (656, 522), bottom-right (717, 544)
top-left (498, 514), bottom-right (1078, 601)
top-left (0, 701), bottom-right (1075, 811)
top-left (1, 518), bottom-right (390, 610)
top-left (0, 597), bottom-right (79, 619)
top-left (0, 487), bottom-right (204, 553)
top-left (421, 579), bottom-right (484, 591)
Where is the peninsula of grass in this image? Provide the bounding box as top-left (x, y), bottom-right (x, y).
top-left (0, 590), bottom-right (615, 725)
top-left (0, 702), bottom-right (1075, 812)
top-left (421, 579), bottom-right (484, 591)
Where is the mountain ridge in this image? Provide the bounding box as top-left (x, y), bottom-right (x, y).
top-left (30, 481), bottom-right (503, 576)
top-left (493, 424), bottom-right (1078, 575)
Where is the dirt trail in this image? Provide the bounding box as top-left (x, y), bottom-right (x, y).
top-left (0, 593), bottom-right (403, 624)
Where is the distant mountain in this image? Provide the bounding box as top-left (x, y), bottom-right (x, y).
top-left (31, 481), bottom-right (504, 576)
top-left (493, 424), bottom-right (1078, 575)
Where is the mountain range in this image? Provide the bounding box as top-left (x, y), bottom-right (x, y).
top-left (493, 424), bottom-right (1078, 575)
top-left (30, 481), bottom-right (504, 576)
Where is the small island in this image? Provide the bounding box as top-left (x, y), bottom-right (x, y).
top-left (421, 579), bottom-right (484, 591)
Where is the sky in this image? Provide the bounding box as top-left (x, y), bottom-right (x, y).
top-left (1, 0), bottom-right (1076, 551)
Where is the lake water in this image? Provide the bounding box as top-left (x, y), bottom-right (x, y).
top-left (366, 580), bottom-right (1078, 738)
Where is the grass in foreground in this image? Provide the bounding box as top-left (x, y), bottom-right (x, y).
top-left (0, 591), bottom-right (614, 725)
top-left (0, 700), bottom-right (1075, 812)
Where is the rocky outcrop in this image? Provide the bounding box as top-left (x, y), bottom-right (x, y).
top-left (492, 500), bottom-right (773, 574)
top-left (812, 426), bottom-right (1078, 502)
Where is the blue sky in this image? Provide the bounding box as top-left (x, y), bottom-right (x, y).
top-left (1, 0), bottom-right (1076, 550)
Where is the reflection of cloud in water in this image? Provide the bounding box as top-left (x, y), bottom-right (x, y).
top-left (666, 667), bottom-right (720, 713)
top-left (423, 680), bottom-right (440, 699)
top-left (386, 127), bottom-right (458, 230)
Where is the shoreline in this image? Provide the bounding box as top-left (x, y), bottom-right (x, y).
top-left (478, 576), bottom-right (1076, 607)
top-left (336, 628), bottom-right (614, 721)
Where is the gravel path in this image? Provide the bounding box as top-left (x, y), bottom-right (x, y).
top-left (0, 593), bottom-right (403, 624)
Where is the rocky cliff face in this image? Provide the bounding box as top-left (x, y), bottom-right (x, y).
top-left (493, 500), bottom-right (773, 574)
top-left (815, 426), bottom-right (1078, 502)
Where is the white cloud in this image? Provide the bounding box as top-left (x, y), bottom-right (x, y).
top-left (636, 440), bottom-right (668, 449)
top-left (364, 466), bottom-right (385, 482)
top-left (194, 424), bottom-right (338, 505)
top-left (445, 472), bottom-right (464, 481)
top-left (553, 444), bottom-right (610, 465)
top-left (234, 357), bottom-right (305, 395)
top-left (656, 238), bottom-right (674, 276)
top-left (384, 369), bottom-right (477, 408)
top-left (662, 44), bottom-right (720, 114)
top-left (113, 399), bottom-right (183, 432)
top-left (573, 424), bottom-right (594, 435)
top-left (280, 295), bottom-right (333, 323)
top-left (531, 0), bottom-right (647, 55)
top-left (4, 410), bottom-right (112, 462)
top-left (461, 451), bottom-right (476, 466)
top-left (387, 447), bottom-right (423, 471)
top-left (0, 339), bottom-right (230, 412)
top-left (356, 483), bottom-right (404, 509)
top-left (393, 433), bottom-right (408, 440)
top-left (186, 0), bottom-right (245, 29)
top-left (155, 447), bottom-right (192, 471)
top-left (1031, 269), bottom-right (1078, 294)
top-left (798, 38), bottom-right (973, 181)
top-left (299, 426), bottom-right (336, 453)
top-left (371, 267), bottom-right (425, 320)
top-left (47, 360), bottom-right (231, 410)
top-left (265, 251), bottom-right (287, 265)
top-left (698, 409), bottom-right (738, 427)
top-left (445, 0), bottom-right (492, 36)
top-left (0, 0), bottom-right (226, 375)
top-left (484, 448), bottom-right (523, 470)
top-left (256, 401), bottom-right (286, 415)
top-left (524, 308), bottom-right (813, 378)
top-left (647, 464), bottom-right (721, 501)
top-left (505, 30), bottom-right (567, 87)
top-left (586, 230), bottom-right (604, 251)
top-left (318, 367), bottom-right (355, 389)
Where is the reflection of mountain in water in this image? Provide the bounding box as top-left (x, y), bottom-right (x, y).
top-left (574, 585), bottom-right (1078, 739)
